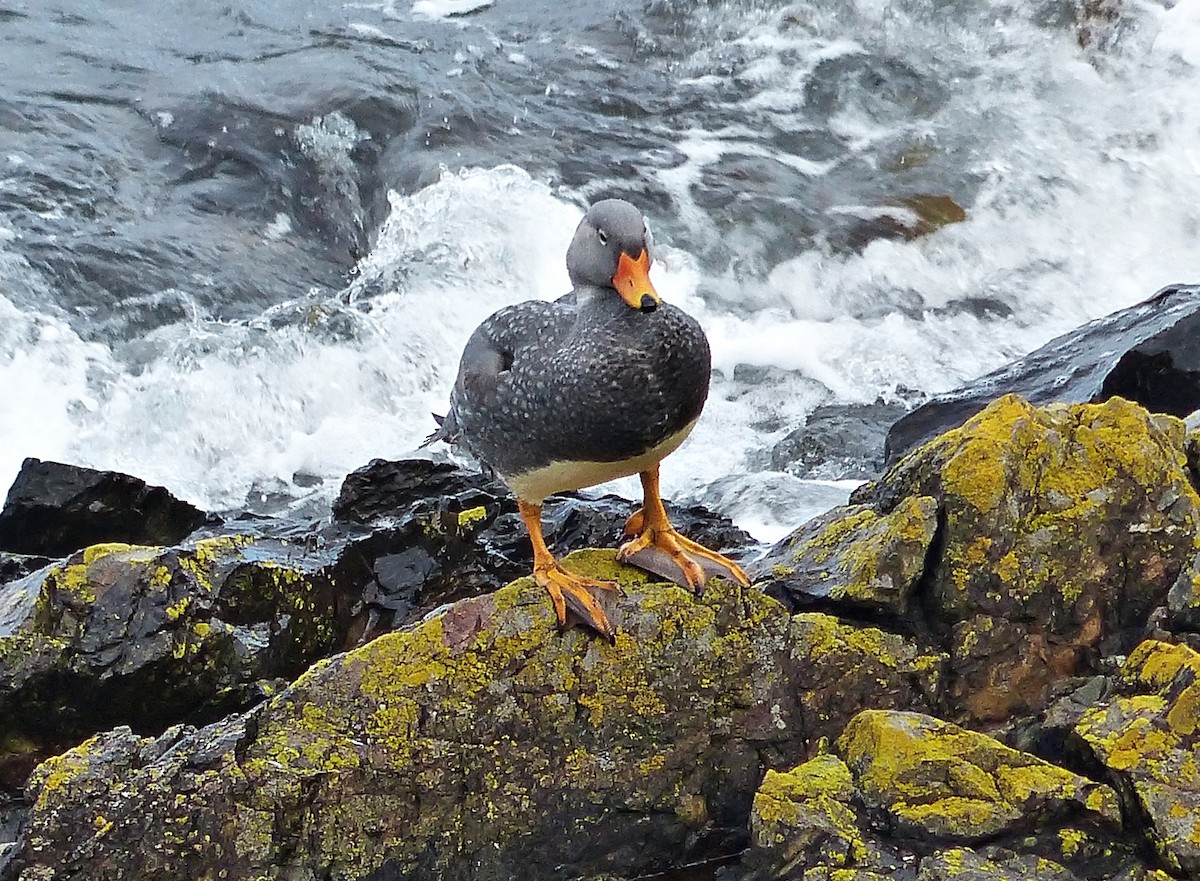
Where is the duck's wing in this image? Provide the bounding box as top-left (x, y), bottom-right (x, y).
top-left (430, 300), bottom-right (573, 456)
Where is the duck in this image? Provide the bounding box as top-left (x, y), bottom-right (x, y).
top-left (425, 198), bottom-right (749, 639)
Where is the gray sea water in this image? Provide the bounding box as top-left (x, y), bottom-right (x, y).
top-left (2, 0), bottom-right (1199, 538)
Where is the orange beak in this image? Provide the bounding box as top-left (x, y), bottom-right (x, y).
top-left (612, 250), bottom-right (661, 311)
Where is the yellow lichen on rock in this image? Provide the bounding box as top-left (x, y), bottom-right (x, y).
top-left (1074, 640), bottom-right (1200, 874)
top-left (869, 394), bottom-right (1200, 724)
top-left (751, 756), bottom-right (868, 869)
top-left (837, 710), bottom-right (1118, 840)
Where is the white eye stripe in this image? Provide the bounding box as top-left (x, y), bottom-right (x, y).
top-left (597, 229), bottom-right (608, 246)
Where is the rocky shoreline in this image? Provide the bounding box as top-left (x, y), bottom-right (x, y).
top-left (3, 286), bottom-right (1200, 878)
top-left (1, 390), bottom-right (1198, 880)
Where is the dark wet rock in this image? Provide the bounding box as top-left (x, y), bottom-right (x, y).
top-left (332, 457), bottom-right (506, 524)
top-left (1072, 640), bottom-right (1200, 875)
top-left (754, 496), bottom-right (938, 621)
top-left (0, 554), bottom-right (49, 589)
top-left (0, 459), bottom-right (209, 558)
top-left (856, 394), bottom-right (1200, 724)
top-left (886, 283), bottom-right (1200, 463)
top-left (747, 710), bottom-right (1127, 881)
top-left (6, 554), bottom-right (806, 881)
top-left (0, 792), bottom-right (21, 875)
top-left (768, 401), bottom-right (909, 481)
top-left (333, 457), bottom-right (755, 621)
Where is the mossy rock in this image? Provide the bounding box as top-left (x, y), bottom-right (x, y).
top-left (861, 394), bottom-right (1200, 722)
top-left (914, 848), bottom-right (1078, 881)
top-left (788, 613), bottom-right (945, 742)
top-left (0, 535), bottom-right (352, 792)
top-left (10, 551), bottom-right (807, 881)
top-left (756, 495), bottom-right (938, 620)
top-left (1073, 640), bottom-right (1200, 874)
top-left (746, 709), bottom-right (1133, 880)
top-left (747, 754), bottom-right (908, 879)
top-left (838, 710), bottom-right (1120, 843)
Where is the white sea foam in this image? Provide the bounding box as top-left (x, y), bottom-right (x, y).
top-left (4, 0), bottom-right (1200, 542)
top-left (410, 0), bottom-right (493, 21)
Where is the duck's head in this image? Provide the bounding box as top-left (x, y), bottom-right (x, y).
top-left (566, 199), bottom-right (661, 313)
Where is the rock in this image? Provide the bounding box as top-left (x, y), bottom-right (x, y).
top-left (0, 535), bottom-right (357, 791)
top-left (755, 496), bottom-right (938, 620)
top-left (0, 457), bottom-right (755, 803)
top-left (886, 284), bottom-right (1200, 463)
top-left (914, 848), bottom-right (1078, 881)
top-left (748, 754), bottom-right (906, 879)
top-left (6, 552), bottom-right (806, 881)
top-left (788, 613), bottom-right (945, 743)
top-left (1167, 550), bottom-right (1200, 632)
top-left (332, 458), bottom-right (506, 524)
top-left (767, 401), bottom-right (909, 481)
top-left (1072, 639), bottom-right (1200, 875)
top-left (334, 458), bottom-right (754, 611)
top-left (839, 710), bottom-right (1120, 842)
top-left (0, 459), bottom-right (209, 558)
top-left (1026, 674), bottom-right (1118, 764)
top-left (751, 394), bottom-right (1199, 728)
top-left (747, 709), bottom-right (1127, 881)
top-left (857, 394), bottom-right (1200, 723)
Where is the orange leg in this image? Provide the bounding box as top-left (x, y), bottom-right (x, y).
top-left (518, 499), bottom-right (617, 640)
top-left (617, 465), bottom-right (750, 591)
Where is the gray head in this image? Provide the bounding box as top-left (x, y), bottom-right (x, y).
top-left (565, 199), bottom-right (660, 312)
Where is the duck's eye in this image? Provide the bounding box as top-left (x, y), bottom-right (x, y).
top-left (597, 229), bottom-right (608, 246)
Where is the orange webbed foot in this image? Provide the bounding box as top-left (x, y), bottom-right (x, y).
top-left (617, 503), bottom-right (750, 592)
top-left (533, 562), bottom-right (618, 641)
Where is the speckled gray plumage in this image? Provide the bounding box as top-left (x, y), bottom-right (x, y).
top-left (431, 200), bottom-right (711, 495)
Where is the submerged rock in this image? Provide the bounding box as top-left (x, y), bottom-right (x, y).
top-left (0, 459), bottom-right (209, 558)
top-left (7, 552), bottom-right (805, 881)
top-left (886, 284), bottom-right (1200, 462)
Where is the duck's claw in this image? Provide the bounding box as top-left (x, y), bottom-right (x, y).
top-left (533, 562), bottom-right (618, 641)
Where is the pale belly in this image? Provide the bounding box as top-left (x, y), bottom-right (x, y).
top-left (504, 417), bottom-right (699, 504)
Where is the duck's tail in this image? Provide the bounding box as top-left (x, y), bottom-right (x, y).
top-left (420, 411), bottom-right (459, 448)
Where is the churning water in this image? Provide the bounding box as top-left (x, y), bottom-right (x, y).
top-left (2, 0), bottom-right (1199, 538)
